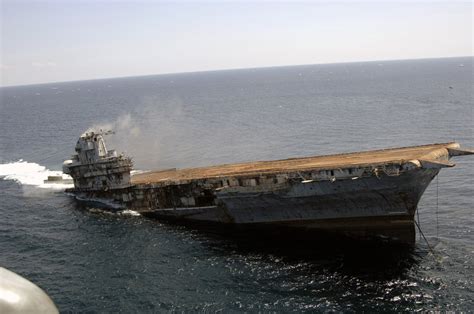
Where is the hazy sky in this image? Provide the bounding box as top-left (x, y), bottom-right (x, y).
top-left (1, 1), bottom-right (472, 86)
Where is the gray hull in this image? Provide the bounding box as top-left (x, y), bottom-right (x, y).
top-left (139, 168), bottom-right (438, 243)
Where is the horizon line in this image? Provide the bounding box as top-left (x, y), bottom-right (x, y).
top-left (1, 55), bottom-right (472, 89)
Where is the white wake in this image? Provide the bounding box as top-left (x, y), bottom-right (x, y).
top-left (0, 160), bottom-right (73, 190)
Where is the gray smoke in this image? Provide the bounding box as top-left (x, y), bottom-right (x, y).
top-left (86, 96), bottom-right (187, 171)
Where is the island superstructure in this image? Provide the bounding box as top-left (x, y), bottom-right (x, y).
top-left (63, 130), bottom-right (473, 243)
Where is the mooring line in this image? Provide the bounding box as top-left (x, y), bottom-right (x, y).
top-left (414, 219), bottom-right (438, 260)
top-left (436, 174), bottom-right (439, 238)
top-left (416, 209), bottom-right (421, 241)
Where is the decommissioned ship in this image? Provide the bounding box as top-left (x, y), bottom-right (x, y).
top-left (63, 131), bottom-right (473, 243)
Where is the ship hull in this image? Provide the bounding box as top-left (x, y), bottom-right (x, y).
top-left (65, 142), bottom-right (473, 244)
top-left (141, 214), bottom-right (417, 245)
top-left (136, 168), bottom-right (438, 243)
top-left (71, 167), bottom-right (438, 243)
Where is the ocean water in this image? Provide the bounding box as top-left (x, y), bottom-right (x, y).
top-left (0, 57), bottom-right (473, 312)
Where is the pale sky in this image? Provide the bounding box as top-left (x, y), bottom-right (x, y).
top-left (0, 1), bottom-right (472, 87)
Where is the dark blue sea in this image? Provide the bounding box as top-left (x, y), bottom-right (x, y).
top-left (1, 57), bottom-right (473, 312)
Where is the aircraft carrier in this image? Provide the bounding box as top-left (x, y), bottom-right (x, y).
top-left (63, 131), bottom-right (473, 243)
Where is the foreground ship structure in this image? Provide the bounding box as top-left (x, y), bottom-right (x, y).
top-left (64, 131), bottom-right (473, 243)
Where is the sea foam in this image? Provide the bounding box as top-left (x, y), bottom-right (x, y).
top-left (0, 160), bottom-right (73, 190)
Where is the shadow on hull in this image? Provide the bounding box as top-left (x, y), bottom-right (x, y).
top-left (141, 211), bottom-right (417, 244)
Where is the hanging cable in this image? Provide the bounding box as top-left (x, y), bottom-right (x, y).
top-left (416, 209), bottom-right (421, 241)
top-left (415, 220), bottom-right (440, 263)
top-left (436, 174), bottom-right (439, 238)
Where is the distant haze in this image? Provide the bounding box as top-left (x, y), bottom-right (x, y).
top-left (1, 1), bottom-right (472, 87)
